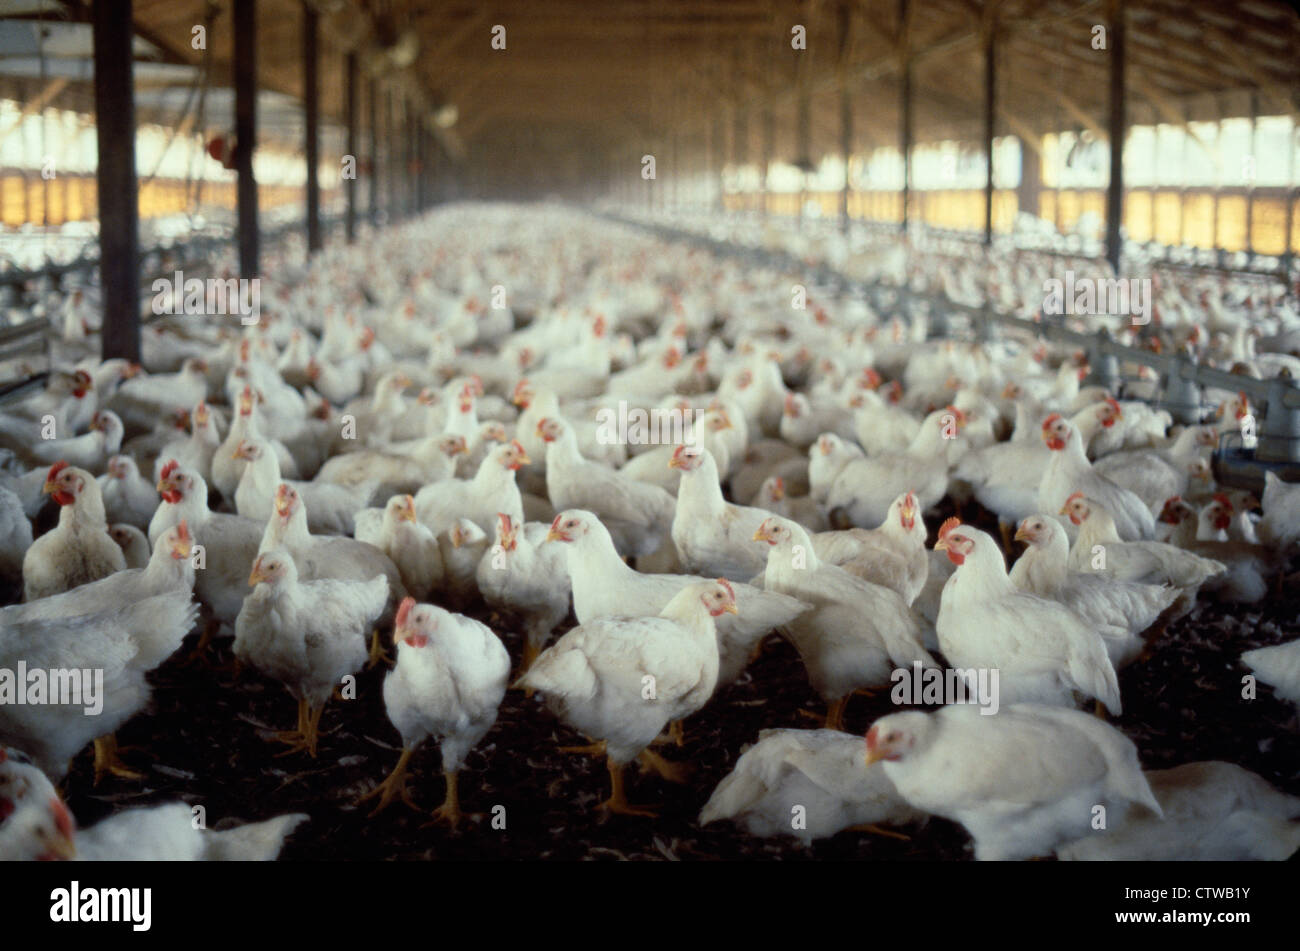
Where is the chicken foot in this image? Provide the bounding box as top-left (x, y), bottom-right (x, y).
top-left (273, 698), bottom-right (327, 757)
top-left (358, 747), bottom-right (419, 816)
top-left (598, 758), bottom-right (657, 818)
top-left (367, 628), bottom-right (392, 669)
top-left (423, 770), bottom-right (464, 831)
top-left (636, 748), bottom-right (691, 783)
top-left (92, 734), bottom-right (144, 784)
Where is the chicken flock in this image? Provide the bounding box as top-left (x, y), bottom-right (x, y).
top-left (1, 203), bottom-right (1299, 862)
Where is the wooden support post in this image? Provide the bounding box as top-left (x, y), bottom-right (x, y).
top-left (368, 76), bottom-right (379, 226)
top-left (345, 52), bottom-right (357, 243)
top-left (983, 23), bottom-right (997, 245)
top-left (234, 0), bottom-right (259, 277)
top-left (92, 0), bottom-right (140, 361)
top-left (1105, 0), bottom-right (1126, 274)
top-left (303, 2), bottom-right (320, 252)
top-left (899, 0), bottom-right (912, 232)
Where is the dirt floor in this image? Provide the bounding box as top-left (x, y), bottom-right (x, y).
top-left (46, 498), bottom-right (1300, 862)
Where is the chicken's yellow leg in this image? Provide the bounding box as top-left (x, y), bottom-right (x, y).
top-left (367, 628), bottom-right (391, 668)
top-left (426, 769), bottom-right (463, 830)
top-left (598, 758), bottom-right (657, 818)
top-left (273, 698), bottom-right (313, 755)
top-left (637, 747), bottom-right (691, 783)
top-left (92, 734), bottom-right (143, 784)
top-left (358, 748), bottom-right (418, 815)
top-left (825, 695), bottom-right (849, 731)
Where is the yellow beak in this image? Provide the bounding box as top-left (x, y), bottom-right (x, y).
top-left (42, 480), bottom-right (58, 495)
top-left (751, 527), bottom-right (769, 542)
top-left (248, 563), bottom-right (270, 586)
top-left (723, 603), bottom-right (739, 615)
top-left (933, 537), bottom-right (949, 551)
top-left (864, 747), bottom-right (887, 767)
top-left (1013, 525), bottom-right (1030, 542)
top-left (1058, 502), bottom-right (1071, 515)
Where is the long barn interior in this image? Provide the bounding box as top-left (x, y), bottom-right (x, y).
top-left (0, 0), bottom-right (1298, 886)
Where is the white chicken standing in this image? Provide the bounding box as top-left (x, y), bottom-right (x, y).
top-left (518, 579), bottom-right (736, 816)
top-left (360, 598), bottom-right (510, 828)
top-left (865, 703), bottom-right (1161, 860)
top-left (355, 493), bottom-right (443, 600)
top-left (476, 512), bottom-right (570, 671)
top-left (23, 462), bottom-right (125, 602)
top-left (1038, 413), bottom-right (1154, 541)
top-left (671, 445), bottom-right (772, 581)
top-left (234, 549), bottom-right (386, 756)
top-left (935, 518), bottom-right (1122, 714)
top-left (548, 509), bottom-right (807, 687)
top-left (97, 454), bottom-right (159, 530)
top-left (753, 515), bottom-right (936, 728)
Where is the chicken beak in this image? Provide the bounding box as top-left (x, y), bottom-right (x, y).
top-left (723, 602), bottom-right (739, 615)
top-left (42, 479), bottom-right (58, 495)
top-left (1013, 525), bottom-right (1030, 542)
top-left (1058, 502), bottom-right (1071, 515)
top-left (933, 537), bottom-right (949, 552)
top-left (863, 747), bottom-right (887, 767)
top-left (156, 477), bottom-right (171, 494)
top-left (248, 563), bottom-right (269, 586)
top-left (546, 527), bottom-right (565, 543)
top-left (667, 456), bottom-right (682, 469)
top-left (751, 527), bottom-right (769, 543)
top-left (45, 831), bottom-right (77, 860)
top-left (517, 449), bottom-right (531, 466)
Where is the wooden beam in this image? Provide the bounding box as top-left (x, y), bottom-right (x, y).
top-left (983, 21), bottom-right (996, 245)
top-left (92, 0), bottom-right (139, 362)
top-left (234, 0), bottom-right (259, 278)
top-left (345, 51), bottom-right (357, 243)
top-left (1105, 0), bottom-right (1126, 274)
top-left (304, 2), bottom-right (321, 252)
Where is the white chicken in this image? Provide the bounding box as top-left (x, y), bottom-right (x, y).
top-left (97, 454), bottom-right (158, 530)
top-left (476, 512), bottom-right (570, 670)
top-left (671, 445), bottom-right (771, 581)
top-left (355, 493), bottom-right (443, 600)
top-left (413, 439), bottom-right (529, 537)
top-left (809, 491), bottom-right (929, 605)
top-left (934, 518), bottom-right (1122, 714)
top-left (865, 703), bottom-right (1161, 860)
top-left (234, 438), bottom-right (370, 535)
top-left (518, 579), bottom-right (736, 816)
top-left (1038, 413), bottom-right (1154, 541)
top-left (360, 598), bottom-right (510, 828)
top-left (23, 462), bottom-right (125, 602)
top-left (753, 516), bottom-right (936, 728)
top-left (235, 549), bottom-right (387, 756)
top-left (1241, 638), bottom-right (1300, 711)
top-left (699, 728), bottom-right (923, 844)
top-left (547, 509), bottom-right (807, 687)
top-left (1009, 515), bottom-right (1177, 668)
top-left (538, 416), bottom-right (674, 560)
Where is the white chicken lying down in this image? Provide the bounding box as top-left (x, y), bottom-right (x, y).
top-left (97, 454), bottom-right (159, 530)
top-left (699, 729), bottom-right (924, 844)
top-left (672, 445), bottom-right (773, 581)
top-left (809, 491), bottom-right (929, 605)
top-left (1064, 495), bottom-right (1225, 604)
top-left (538, 416), bottom-right (674, 560)
top-left (361, 599), bottom-right (510, 828)
top-left (0, 591), bottom-right (200, 780)
top-left (476, 513), bottom-right (570, 669)
top-left (234, 438), bottom-right (370, 535)
top-left (518, 580), bottom-right (737, 816)
top-left (314, 432), bottom-right (468, 498)
top-left (935, 519), bottom-right (1122, 715)
top-left (234, 550), bottom-right (387, 757)
top-left (866, 704), bottom-right (1162, 860)
top-left (23, 462), bottom-right (125, 602)
top-left (0, 748), bottom-right (307, 861)
top-left (1056, 761), bottom-right (1300, 861)
top-left (753, 516), bottom-right (936, 729)
top-left (548, 509), bottom-right (807, 687)
top-left (1009, 515), bottom-right (1177, 669)
top-left (1241, 638), bottom-right (1300, 710)
top-left (355, 494), bottom-right (443, 600)
top-left (258, 483), bottom-right (406, 666)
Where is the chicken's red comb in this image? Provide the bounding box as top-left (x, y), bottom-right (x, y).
top-left (671, 444), bottom-right (688, 460)
top-left (904, 491), bottom-right (916, 507)
top-left (510, 439), bottom-right (526, 455)
top-left (160, 459), bottom-right (179, 481)
top-left (771, 476), bottom-right (784, 492)
top-left (549, 513), bottom-right (564, 533)
top-left (1213, 492), bottom-right (1232, 509)
top-left (46, 460), bottom-right (69, 482)
top-left (497, 512), bottom-right (514, 534)
top-left (1066, 490), bottom-right (1085, 504)
top-left (1105, 396), bottom-right (1121, 413)
top-left (395, 596), bottom-right (416, 630)
top-left (716, 578), bottom-right (735, 602)
top-left (1042, 413), bottom-right (1063, 430)
top-left (937, 516), bottom-right (961, 541)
